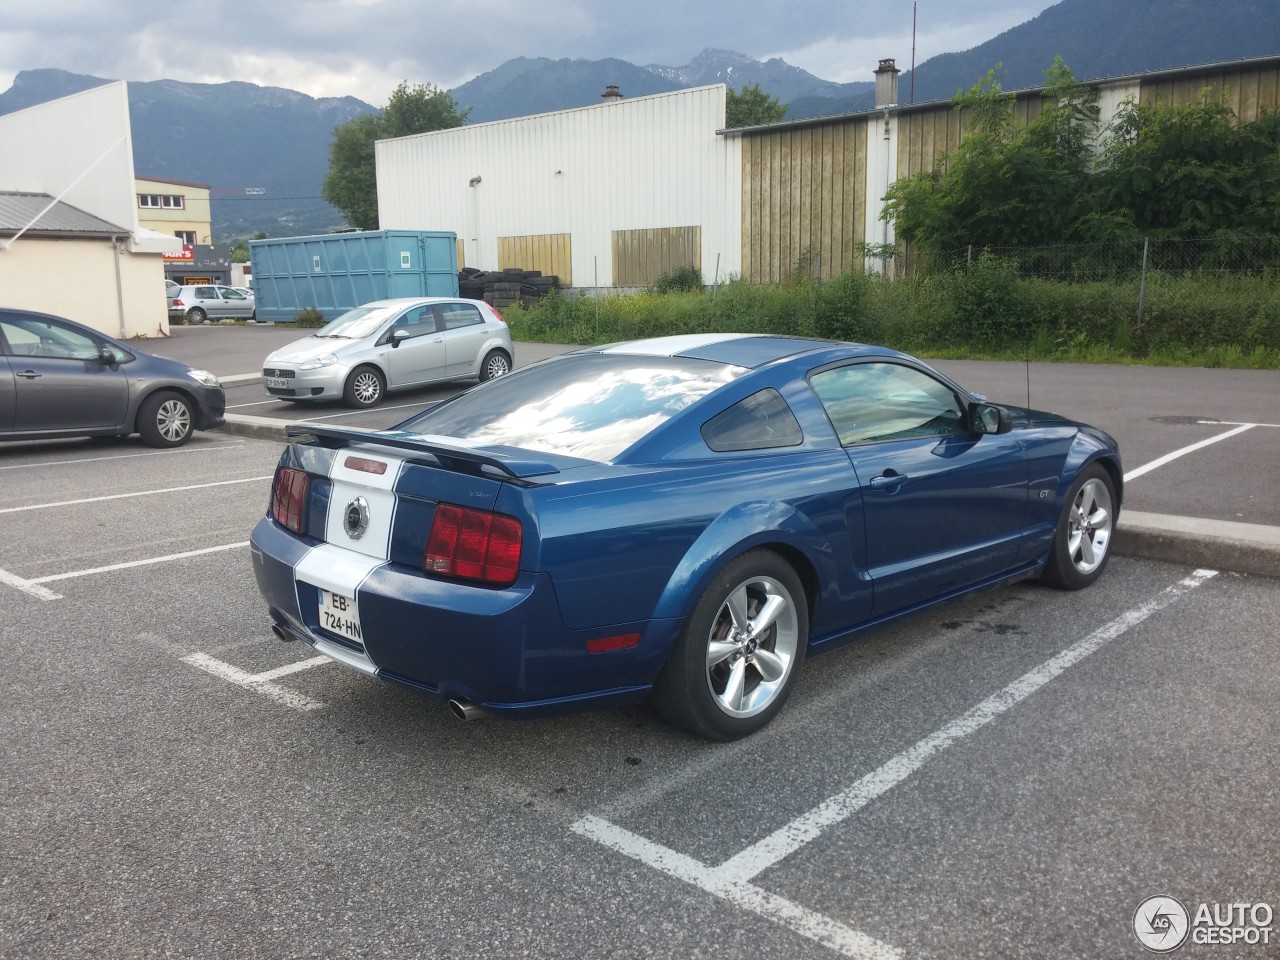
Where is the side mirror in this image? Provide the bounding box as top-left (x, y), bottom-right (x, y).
top-left (97, 343), bottom-right (117, 365)
top-left (970, 402), bottom-right (1013, 435)
top-left (390, 328), bottom-right (410, 348)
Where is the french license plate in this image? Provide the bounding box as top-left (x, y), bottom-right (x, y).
top-left (266, 377), bottom-right (289, 389)
top-left (318, 588), bottom-right (362, 644)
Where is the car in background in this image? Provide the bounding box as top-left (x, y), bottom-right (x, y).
top-left (250, 334), bottom-right (1122, 740)
top-left (261, 297), bottom-right (513, 408)
top-left (233, 286), bottom-right (254, 299)
top-left (1, 308), bottom-right (225, 448)
top-left (165, 279), bottom-right (181, 309)
top-left (169, 284), bottom-right (256, 324)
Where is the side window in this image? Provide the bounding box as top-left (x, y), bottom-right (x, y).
top-left (810, 362), bottom-right (965, 445)
top-left (391, 306), bottom-right (434, 339)
top-left (0, 317), bottom-right (101, 361)
top-left (221, 287), bottom-right (245, 301)
top-left (194, 287), bottom-right (216, 298)
top-left (437, 302), bottom-right (483, 331)
top-left (702, 388), bottom-right (803, 452)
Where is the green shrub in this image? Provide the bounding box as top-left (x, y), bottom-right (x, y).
top-left (652, 266), bottom-right (703, 294)
top-left (295, 306), bottom-right (325, 327)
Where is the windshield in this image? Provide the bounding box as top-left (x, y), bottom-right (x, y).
top-left (313, 305), bottom-right (398, 339)
top-left (398, 353), bottom-right (745, 462)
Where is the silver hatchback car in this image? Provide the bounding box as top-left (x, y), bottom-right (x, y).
top-left (261, 297), bottom-right (513, 408)
top-left (169, 284), bottom-right (256, 324)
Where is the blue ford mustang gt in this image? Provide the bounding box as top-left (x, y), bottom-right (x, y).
top-left (250, 334), bottom-right (1122, 740)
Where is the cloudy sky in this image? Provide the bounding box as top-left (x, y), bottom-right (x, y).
top-left (1, 0), bottom-right (1061, 106)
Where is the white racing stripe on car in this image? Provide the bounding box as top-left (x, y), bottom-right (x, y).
top-left (323, 449), bottom-right (408, 561)
top-left (293, 544), bottom-right (386, 675)
top-left (596, 333), bottom-right (753, 356)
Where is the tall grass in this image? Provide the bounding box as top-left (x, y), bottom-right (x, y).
top-left (503, 267), bottom-right (1280, 368)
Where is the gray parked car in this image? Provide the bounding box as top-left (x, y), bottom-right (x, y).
top-left (1, 308), bottom-right (226, 447)
top-left (169, 284), bottom-right (256, 324)
top-left (261, 297), bottom-right (513, 407)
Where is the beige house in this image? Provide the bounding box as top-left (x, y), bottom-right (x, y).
top-left (135, 175), bottom-right (213, 248)
top-left (0, 82), bottom-right (179, 338)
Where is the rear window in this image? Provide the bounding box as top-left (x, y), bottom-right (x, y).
top-left (701, 388), bottom-right (803, 451)
top-left (398, 353), bottom-right (744, 461)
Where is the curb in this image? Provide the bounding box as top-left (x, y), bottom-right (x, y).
top-left (1113, 510), bottom-right (1280, 579)
top-left (216, 415), bottom-right (1280, 580)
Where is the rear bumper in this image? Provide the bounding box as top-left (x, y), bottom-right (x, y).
top-left (249, 517), bottom-right (664, 716)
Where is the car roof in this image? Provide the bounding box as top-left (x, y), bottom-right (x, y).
top-left (356, 297), bottom-right (476, 309)
top-left (579, 334), bottom-right (895, 370)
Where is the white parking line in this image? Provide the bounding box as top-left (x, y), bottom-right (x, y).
top-left (572, 568), bottom-right (1218, 958)
top-left (182, 652), bottom-right (328, 711)
top-left (0, 441), bottom-right (246, 471)
top-left (1200, 420), bottom-right (1280, 428)
top-left (572, 815), bottom-right (901, 960)
top-left (0, 567), bottom-right (62, 601)
top-left (1124, 424), bottom-right (1255, 482)
top-left (0, 477), bottom-right (273, 514)
top-left (28, 542), bottom-right (250, 584)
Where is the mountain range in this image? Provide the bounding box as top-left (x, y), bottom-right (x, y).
top-left (1, 0), bottom-right (1275, 239)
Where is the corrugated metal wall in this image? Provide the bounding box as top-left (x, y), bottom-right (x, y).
top-left (1139, 60), bottom-right (1280, 119)
top-left (0, 82), bottom-right (136, 233)
top-left (739, 119), bottom-right (869, 283)
top-left (377, 85), bottom-right (740, 288)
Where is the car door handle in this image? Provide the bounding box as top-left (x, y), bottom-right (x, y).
top-left (17, 369), bottom-right (42, 379)
top-left (869, 472), bottom-right (908, 490)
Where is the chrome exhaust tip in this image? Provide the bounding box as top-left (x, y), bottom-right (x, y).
top-left (448, 698), bottom-right (483, 721)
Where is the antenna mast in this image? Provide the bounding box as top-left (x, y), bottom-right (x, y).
top-left (910, 1), bottom-right (918, 104)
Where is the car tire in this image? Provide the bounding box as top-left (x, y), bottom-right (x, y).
top-left (652, 549), bottom-right (808, 741)
top-left (343, 365), bottom-right (385, 407)
top-left (186, 307), bottom-right (207, 325)
top-left (479, 349), bottom-right (511, 381)
top-left (1041, 463), bottom-right (1117, 590)
top-left (137, 391), bottom-right (195, 447)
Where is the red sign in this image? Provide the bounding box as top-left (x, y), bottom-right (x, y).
top-left (164, 245), bottom-right (194, 262)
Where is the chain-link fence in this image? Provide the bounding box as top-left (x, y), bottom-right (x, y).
top-left (904, 237), bottom-right (1280, 355)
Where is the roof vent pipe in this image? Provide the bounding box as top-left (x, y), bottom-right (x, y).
top-left (602, 85), bottom-right (623, 101)
top-left (874, 59), bottom-right (900, 108)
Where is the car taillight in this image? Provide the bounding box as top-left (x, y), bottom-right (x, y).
top-left (425, 503), bottom-right (522, 586)
top-left (271, 467), bottom-right (309, 534)
top-left (173, 297), bottom-right (185, 306)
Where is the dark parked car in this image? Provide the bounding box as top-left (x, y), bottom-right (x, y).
top-left (1, 308), bottom-right (225, 447)
top-left (250, 334), bottom-right (1121, 740)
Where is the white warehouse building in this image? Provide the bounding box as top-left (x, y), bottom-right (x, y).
top-left (375, 85), bottom-right (742, 288)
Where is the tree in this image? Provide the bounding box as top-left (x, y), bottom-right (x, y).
top-left (882, 60), bottom-right (1101, 253)
top-left (323, 82), bottom-right (470, 230)
top-left (1092, 97), bottom-right (1280, 237)
top-left (726, 83), bottom-right (787, 128)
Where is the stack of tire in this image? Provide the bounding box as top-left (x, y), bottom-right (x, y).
top-left (458, 267), bottom-right (559, 309)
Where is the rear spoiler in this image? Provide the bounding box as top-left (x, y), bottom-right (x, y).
top-left (286, 424), bottom-right (561, 479)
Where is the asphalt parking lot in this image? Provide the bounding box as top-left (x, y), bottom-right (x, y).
top-left (2, 327), bottom-right (1277, 959)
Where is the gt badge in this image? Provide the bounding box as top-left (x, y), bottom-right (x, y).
top-left (344, 496), bottom-right (370, 540)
